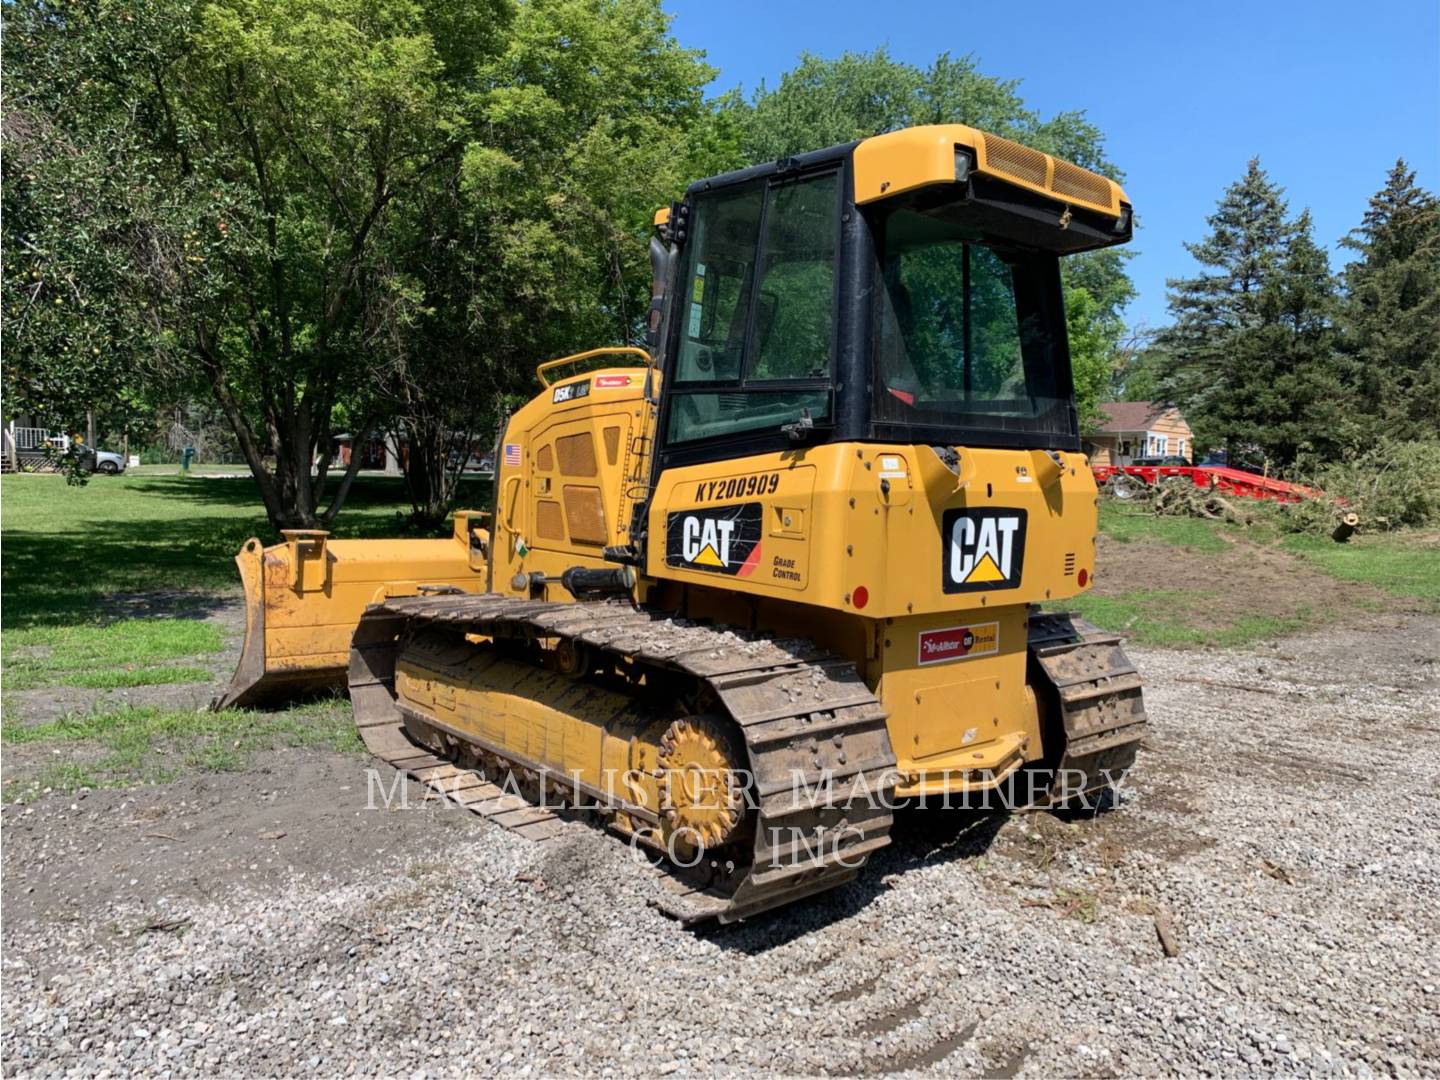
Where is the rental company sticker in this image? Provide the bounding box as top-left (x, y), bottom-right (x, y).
top-left (594, 374), bottom-right (634, 388)
top-left (917, 622), bottom-right (1000, 666)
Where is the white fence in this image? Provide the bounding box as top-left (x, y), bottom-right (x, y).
top-left (5, 426), bottom-right (68, 451)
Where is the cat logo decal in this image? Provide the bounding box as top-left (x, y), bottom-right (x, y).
top-left (666, 503), bottom-right (762, 577)
top-left (942, 508), bottom-right (1027, 593)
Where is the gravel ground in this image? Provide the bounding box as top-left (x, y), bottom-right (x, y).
top-left (3, 613), bottom-right (1439, 1077)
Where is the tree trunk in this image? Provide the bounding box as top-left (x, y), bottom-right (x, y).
top-left (199, 342), bottom-right (320, 532)
top-left (401, 414), bottom-right (464, 530)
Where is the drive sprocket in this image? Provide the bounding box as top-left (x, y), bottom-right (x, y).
top-left (657, 714), bottom-right (748, 849)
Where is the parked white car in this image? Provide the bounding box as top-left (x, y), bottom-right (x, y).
top-left (84, 448), bottom-right (127, 474)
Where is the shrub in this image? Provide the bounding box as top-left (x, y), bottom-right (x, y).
top-left (1281, 440), bottom-right (1440, 532)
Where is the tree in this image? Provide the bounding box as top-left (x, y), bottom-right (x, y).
top-left (371, 0), bottom-right (724, 525)
top-left (1, 24), bottom-right (160, 473)
top-left (1338, 160), bottom-right (1440, 443)
top-left (3, 0), bottom-right (724, 530)
top-left (1066, 286), bottom-right (1118, 428)
top-left (4, 0), bottom-right (496, 527)
top-left (1159, 160), bottom-right (1343, 464)
top-left (721, 48), bottom-right (1136, 409)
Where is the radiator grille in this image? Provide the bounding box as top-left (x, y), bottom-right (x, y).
top-left (563, 485), bottom-right (608, 546)
top-left (536, 500), bottom-right (565, 540)
top-left (556, 432), bottom-right (597, 477)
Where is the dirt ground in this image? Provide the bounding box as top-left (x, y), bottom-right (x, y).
top-left (4, 605), bottom-right (1439, 1075)
top-left (1091, 531), bottom-right (1426, 630)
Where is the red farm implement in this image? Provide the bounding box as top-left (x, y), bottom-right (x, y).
top-left (1092, 464), bottom-right (1317, 504)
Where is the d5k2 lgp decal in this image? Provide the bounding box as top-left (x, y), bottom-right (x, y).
top-left (942, 508), bottom-right (1027, 593)
top-left (666, 502), bottom-right (763, 577)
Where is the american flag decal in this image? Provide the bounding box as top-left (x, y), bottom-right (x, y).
top-left (503, 443), bottom-right (522, 468)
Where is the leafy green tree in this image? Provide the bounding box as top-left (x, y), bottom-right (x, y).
top-left (3, 0), bottom-right (721, 529)
top-left (1112, 337), bottom-right (1168, 403)
top-left (1065, 286), bottom-right (1118, 428)
top-left (5, 0), bottom-right (494, 526)
top-left (722, 48), bottom-right (1136, 410)
top-left (1160, 160), bottom-right (1343, 464)
top-left (374, 0), bottom-right (723, 524)
top-left (1, 13), bottom-right (163, 479)
top-left (1338, 160), bottom-right (1440, 442)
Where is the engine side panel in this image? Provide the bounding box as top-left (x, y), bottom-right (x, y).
top-left (491, 368), bottom-right (654, 593)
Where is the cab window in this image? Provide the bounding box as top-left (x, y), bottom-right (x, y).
top-left (666, 172), bottom-right (838, 446)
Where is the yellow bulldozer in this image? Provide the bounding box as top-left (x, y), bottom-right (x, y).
top-left (214, 124), bottom-right (1147, 922)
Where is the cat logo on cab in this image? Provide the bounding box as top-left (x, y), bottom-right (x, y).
top-left (942, 508), bottom-right (1027, 593)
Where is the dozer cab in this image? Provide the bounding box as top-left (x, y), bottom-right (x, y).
top-left (217, 124), bottom-right (1147, 922)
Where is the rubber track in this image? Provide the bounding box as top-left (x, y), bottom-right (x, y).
top-left (348, 594), bottom-right (899, 924)
top-left (1027, 612), bottom-right (1148, 806)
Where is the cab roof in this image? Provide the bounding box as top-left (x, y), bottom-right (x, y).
top-left (854, 124), bottom-right (1127, 219)
top-left (683, 123), bottom-right (1128, 222)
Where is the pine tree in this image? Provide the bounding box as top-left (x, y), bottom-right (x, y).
top-left (1245, 211), bottom-right (1346, 461)
top-left (1160, 160), bottom-right (1343, 463)
top-left (1338, 160), bottom-right (1440, 442)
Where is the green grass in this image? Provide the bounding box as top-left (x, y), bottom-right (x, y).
top-left (1283, 531), bottom-right (1440, 606)
top-left (6, 664), bottom-right (215, 692)
top-left (1062, 590), bottom-right (1314, 648)
top-left (0, 471), bottom-right (490, 630)
top-left (0, 470), bottom-right (448, 798)
top-left (3, 619), bottom-right (223, 689)
top-left (1097, 501), bottom-right (1234, 552)
top-left (1083, 498), bottom-right (1439, 645)
top-left (1, 697), bottom-right (363, 799)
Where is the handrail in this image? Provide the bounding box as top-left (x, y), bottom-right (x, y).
top-left (535, 346), bottom-right (652, 388)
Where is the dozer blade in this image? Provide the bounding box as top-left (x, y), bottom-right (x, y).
top-left (212, 513), bottom-right (492, 710)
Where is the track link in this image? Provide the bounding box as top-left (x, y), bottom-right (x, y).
top-left (348, 594), bottom-right (899, 924)
top-left (1027, 611), bottom-right (1148, 806)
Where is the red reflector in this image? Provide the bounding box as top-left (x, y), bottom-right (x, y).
top-left (852, 586), bottom-right (869, 609)
top-left (1077, 569), bottom-right (1089, 587)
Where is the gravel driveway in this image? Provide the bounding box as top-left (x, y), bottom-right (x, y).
top-left (4, 614), bottom-right (1438, 1077)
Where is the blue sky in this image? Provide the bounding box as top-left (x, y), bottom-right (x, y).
top-left (666, 0), bottom-right (1440, 329)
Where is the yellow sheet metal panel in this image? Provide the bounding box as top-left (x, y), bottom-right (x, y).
top-left (874, 606), bottom-right (1043, 790)
top-left (491, 367), bottom-right (657, 599)
top-left (646, 442), bottom-right (1098, 620)
top-left (852, 124), bottom-right (1126, 217)
top-left (655, 463), bottom-right (816, 591)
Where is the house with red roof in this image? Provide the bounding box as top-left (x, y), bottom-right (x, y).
top-left (1084, 401), bottom-right (1193, 465)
